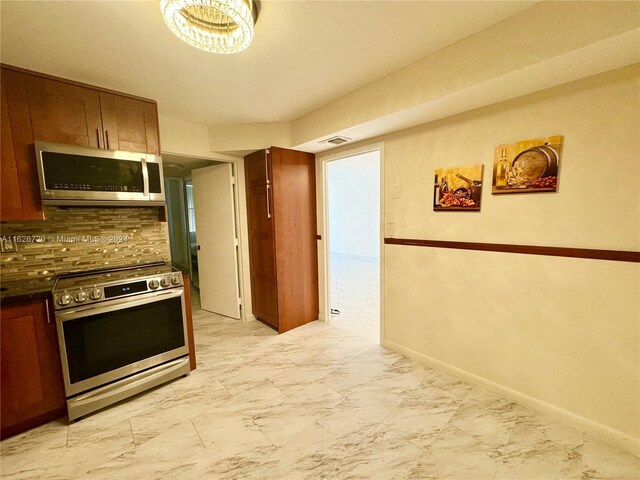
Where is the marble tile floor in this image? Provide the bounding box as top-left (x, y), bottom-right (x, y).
top-left (2, 306), bottom-right (639, 479)
top-left (329, 253), bottom-right (380, 344)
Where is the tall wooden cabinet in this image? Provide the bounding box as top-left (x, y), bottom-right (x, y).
top-left (0, 64), bottom-right (161, 221)
top-left (245, 147), bottom-right (319, 333)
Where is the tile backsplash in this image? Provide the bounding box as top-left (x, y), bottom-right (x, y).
top-left (0, 207), bottom-right (170, 282)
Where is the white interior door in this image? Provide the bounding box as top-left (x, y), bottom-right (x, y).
top-left (192, 163), bottom-right (241, 318)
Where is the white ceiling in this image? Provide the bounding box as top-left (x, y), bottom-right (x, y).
top-left (1, 1), bottom-right (535, 127)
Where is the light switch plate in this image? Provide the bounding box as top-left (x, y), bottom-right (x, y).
top-left (0, 236), bottom-right (17, 253)
top-left (385, 223), bottom-right (395, 237)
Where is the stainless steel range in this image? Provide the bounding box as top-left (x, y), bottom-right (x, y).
top-left (52, 263), bottom-right (190, 421)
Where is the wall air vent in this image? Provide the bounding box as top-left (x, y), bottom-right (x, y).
top-left (320, 135), bottom-right (351, 145)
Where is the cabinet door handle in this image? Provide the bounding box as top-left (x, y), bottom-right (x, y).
top-left (96, 128), bottom-right (102, 148)
top-left (105, 130), bottom-right (110, 149)
top-left (45, 298), bottom-right (51, 324)
top-left (264, 149), bottom-right (270, 185)
top-left (266, 184), bottom-right (271, 219)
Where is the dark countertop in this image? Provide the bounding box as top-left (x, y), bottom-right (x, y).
top-left (0, 276), bottom-right (56, 305)
top-left (169, 262), bottom-right (190, 275)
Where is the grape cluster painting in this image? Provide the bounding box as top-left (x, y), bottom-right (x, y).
top-left (433, 164), bottom-right (484, 211)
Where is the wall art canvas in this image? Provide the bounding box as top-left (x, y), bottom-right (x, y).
top-left (492, 135), bottom-right (563, 194)
top-left (433, 164), bottom-right (484, 211)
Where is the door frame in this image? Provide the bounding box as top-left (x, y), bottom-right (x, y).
top-left (161, 151), bottom-right (250, 321)
top-left (317, 142), bottom-right (385, 344)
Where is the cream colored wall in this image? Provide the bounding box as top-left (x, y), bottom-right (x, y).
top-left (384, 66), bottom-right (640, 251)
top-left (383, 65), bottom-right (640, 442)
top-left (208, 122), bottom-right (291, 152)
top-left (385, 247), bottom-right (639, 439)
top-left (159, 115), bottom-right (212, 158)
top-left (159, 115), bottom-right (241, 162)
top-left (318, 65), bottom-right (640, 451)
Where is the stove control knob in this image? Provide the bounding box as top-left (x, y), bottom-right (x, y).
top-left (171, 275), bottom-right (182, 285)
top-left (75, 291), bottom-right (88, 303)
top-left (160, 277), bottom-right (171, 288)
top-left (90, 289), bottom-right (102, 300)
top-left (58, 294), bottom-right (72, 306)
top-left (149, 279), bottom-right (160, 290)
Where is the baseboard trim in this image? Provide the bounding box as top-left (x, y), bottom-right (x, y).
top-left (382, 338), bottom-right (640, 457)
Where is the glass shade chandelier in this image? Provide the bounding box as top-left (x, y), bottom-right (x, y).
top-left (160, 0), bottom-right (258, 54)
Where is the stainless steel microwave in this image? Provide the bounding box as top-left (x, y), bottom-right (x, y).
top-left (35, 141), bottom-right (165, 206)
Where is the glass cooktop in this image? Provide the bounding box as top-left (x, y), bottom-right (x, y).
top-left (54, 263), bottom-right (178, 291)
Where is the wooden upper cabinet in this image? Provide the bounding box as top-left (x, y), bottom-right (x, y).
top-left (244, 149), bottom-right (272, 188)
top-left (99, 93), bottom-right (160, 154)
top-left (22, 77), bottom-right (161, 154)
top-left (1, 75), bottom-right (22, 216)
top-left (1, 69), bottom-right (44, 221)
top-left (25, 75), bottom-right (103, 148)
top-left (0, 64), bottom-right (163, 221)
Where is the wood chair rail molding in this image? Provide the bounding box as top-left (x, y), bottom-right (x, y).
top-left (384, 238), bottom-right (640, 263)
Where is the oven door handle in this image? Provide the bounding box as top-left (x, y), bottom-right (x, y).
top-left (56, 289), bottom-right (184, 321)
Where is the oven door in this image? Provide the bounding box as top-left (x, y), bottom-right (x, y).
top-left (55, 289), bottom-right (188, 397)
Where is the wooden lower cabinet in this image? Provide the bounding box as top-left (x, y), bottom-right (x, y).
top-left (245, 147), bottom-right (319, 333)
top-left (0, 299), bottom-right (66, 439)
top-left (250, 272), bottom-right (279, 329)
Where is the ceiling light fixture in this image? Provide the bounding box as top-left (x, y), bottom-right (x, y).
top-left (160, 0), bottom-right (259, 54)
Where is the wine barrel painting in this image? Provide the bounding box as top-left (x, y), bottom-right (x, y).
top-left (492, 135), bottom-right (563, 194)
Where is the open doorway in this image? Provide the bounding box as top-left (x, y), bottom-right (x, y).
top-left (191, 163), bottom-right (242, 319)
top-left (325, 149), bottom-right (381, 344)
top-left (184, 179), bottom-right (199, 289)
top-left (164, 175), bottom-right (190, 275)
top-left (162, 154), bottom-right (246, 319)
